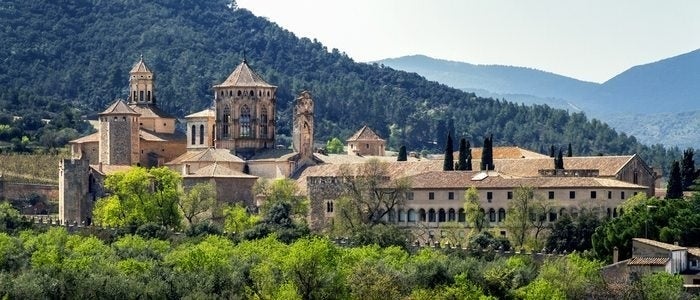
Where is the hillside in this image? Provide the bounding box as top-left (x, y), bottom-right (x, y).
top-left (0, 0), bottom-right (679, 171)
top-left (378, 53), bottom-right (700, 148)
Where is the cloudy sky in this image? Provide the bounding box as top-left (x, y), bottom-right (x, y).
top-left (236, 0), bottom-right (700, 83)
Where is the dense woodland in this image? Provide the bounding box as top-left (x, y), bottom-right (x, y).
top-left (0, 0), bottom-right (682, 173)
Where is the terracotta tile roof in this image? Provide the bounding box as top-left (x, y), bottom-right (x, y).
top-left (347, 126), bottom-right (384, 142)
top-left (185, 108), bottom-right (215, 119)
top-left (99, 100), bottom-right (139, 116)
top-left (312, 153), bottom-right (422, 165)
top-left (130, 57), bottom-right (152, 74)
top-left (186, 162), bottom-right (257, 178)
top-left (214, 60), bottom-right (275, 88)
top-left (89, 164), bottom-right (133, 176)
top-left (130, 104), bottom-right (175, 119)
top-left (248, 148), bottom-right (295, 160)
top-left (139, 129), bottom-right (186, 142)
top-left (70, 132), bottom-right (99, 144)
top-left (633, 238), bottom-right (687, 251)
top-left (166, 148), bottom-right (244, 165)
top-left (491, 155), bottom-right (635, 177)
top-left (406, 171), bottom-right (649, 190)
top-left (628, 257), bottom-right (670, 266)
top-left (452, 146), bottom-right (548, 160)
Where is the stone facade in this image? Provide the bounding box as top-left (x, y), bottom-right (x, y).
top-left (346, 126), bottom-right (385, 156)
top-left (293, 91), bottom-right (314, 162)
top-left (59, 158), bottom-right (91, 224)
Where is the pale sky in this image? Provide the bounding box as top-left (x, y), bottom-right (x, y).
top-left (236, 0), bottom-right (700, 83)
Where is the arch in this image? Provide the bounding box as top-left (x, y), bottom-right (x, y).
top-left (260, 107), bottom-right (268, 138)
top-left (418, 209), bottom-right (426, 222)
top-left (267, 90), bottom-right (270, 96)
top-left (489, 208), bottom-right (496, 222)
top-left (190, 125), bottom-right (196, 145)
top-left (387, 209), bottom-right (396, 223)
top-left (438, 209), bottom-right (446, 222)
top-left (237, 90), bottom-right (242, 96)
top-left (199, 124), bottom-right (204, 145)
top-left (498, 208), bottom-right (506, 222)
top-left (258, 90), bottom-right (262, 97)
top-left (458, 208), bottom-right (466, 222)
top-left (448, 208), bottom-right (456, 222)
top-left (398, 209), bottom-right (405, 222)
top-left (428, 209), bottom-right (436, 222)
top-left (222, 105), bottom-right (231, 137)
top-left (607, 207), bottom-right (612, 218)
top-left (240, 105), bottom-right (251, 137)
top-left (229, 90), bottom-right (233, 96)
top-left (249, 90), bottom-right (254, 96)
top-left (408, 209), bottom-right (417, 222)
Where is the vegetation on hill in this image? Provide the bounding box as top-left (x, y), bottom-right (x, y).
top-left (0, 0), bottom-right (679, 173)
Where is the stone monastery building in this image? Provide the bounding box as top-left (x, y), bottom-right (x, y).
top-left (59, 57), bottom-right (657, 237)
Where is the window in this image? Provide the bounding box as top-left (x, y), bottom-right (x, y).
top-left (147, 91), bottom-right (151, 102)
top-left (419, 209), bottom-right (426, 222)
top-left (487, 192), bottom-right (493, 203)
top-left (438, 209), bottom-right (446, 222)
top-left (406, 192), bottom-right (414, 200)
top-left (398, 210), bottom-right (405, 222)
top-left (407, 209), bottom-right (416, 222)
top-left (507, 191), bottom-right (513, 199)
top-left (260, 107), bottom-right (268, 138)
top-left (222, 105), bottom-right (230, 137)
top-left (448, 208), bottom-right (456, 221)
top-left (590, 191), bottom-right (597, 199)
top-left (621, 191), bottom-right (625, 199)
top-left (199, 125), bottom-right (204, 145)
top-left (448, 192), bottom-right (454, 200)
top-left (498, 208), bottom-right (506, 222)
top-left (569, 191), bottom-right (576, 199)
top-left (240, 105), bottom-right (251, 137)
top-left (191, 125), bottom-right (196, 145)
top-left (366, 143), bottom-right (369, 149)
top-left (458, 208), bottom-right (466, 222)
top-left (237, 90), bottom-right (242, 96)
top-left (428, 192), bottom-right (435, 200)
top-left (489, 209), bottom-right (496, 222)
top-left (428, 209), bottom-right (436, 222)
top-left (608, 191), bottom-right (612, 199)
top-left (326, 201), bottom-right (334, 213)
top-left (139, 91), bottom-right (144, 102)
top-left (548, 191), bottom-right (555, 199)
top-left (633, 171), bottom-right (639, 184)
top-left (549, 212), bottom-right (558, 222)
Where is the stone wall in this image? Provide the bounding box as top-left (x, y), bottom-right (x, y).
top-left (0, 181), bottom-right (58, 201)
top-left (59, 158), bottom-right (91, 225)
top-left (306, 176), bottom-right (345, 231)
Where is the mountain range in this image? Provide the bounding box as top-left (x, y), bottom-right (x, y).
top-left (377, 52), bottom-right (700, 148)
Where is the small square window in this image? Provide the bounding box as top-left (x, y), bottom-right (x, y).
top-left (448, 192), bottom-right (454, 200)
top-left (569, 191), bottom-right (576, 199)
top-left (406, 192), bottom-right (414, 200)
top-left (548, 191), bottom-right (555, 199)
top-left (591, 191), bottom-right (597, 199)
top-left (487, 192), bottom-right (493, 203)
top-left (507, 191), bottom-right (513, 199)
top-left (428, 192), bottom-right (434, 200)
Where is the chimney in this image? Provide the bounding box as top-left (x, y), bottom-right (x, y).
top-left (613, 246), bottom-right (619, 264)
top-left (182, 164), bottom-right (190, 175)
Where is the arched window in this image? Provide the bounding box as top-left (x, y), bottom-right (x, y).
top-left (237, 90), bottom-right (241, 96)
top-left (240, 105), bottom-right (251, 137)
top-left (267, 91), bottom-right (270, 96)
top-left (458, 208), bottom-right (466, 222)
top-left (388, 209), bottom-right (396, 223)
top-left (408, 209), bottom-right (416, 222)
top-left (249, 90), bottom-right (254, 96)
top-left (607, 207), bottom-right (612, 218)
top-left (428, 209), bottom-right (436, 222)
top-left (489, 208), bottom-right (496, 222)
top-left (199, 124), bottom-right (204, 145)
top-left (398, 209), bottom-right (405, 222)
top-left (260, 107), bottom-right (268, 138)
top-left (419, 209), bottom-right (426, 222)
top-left (448, 208), bottom-right (456, 221)
top-left (498, 208), bottom-right (506, 222)
top-left (147, 91), bottom-right (151, 102)
top-left (438, 209), bottom-right (446, 222)
top-left (222, 105), bottom-right (231, 138)
top-left (190, 125), bottom-right (196, 145)
top-left (258, 90), bottom-right (262, 96)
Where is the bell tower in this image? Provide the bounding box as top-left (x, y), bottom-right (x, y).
top-left (293, 91), bottom-right (314, 161)
top-left (128, 55), bottom-right (155, 105)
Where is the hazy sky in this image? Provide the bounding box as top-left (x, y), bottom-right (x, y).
top-left (236, 0), bottom-right (700, 83)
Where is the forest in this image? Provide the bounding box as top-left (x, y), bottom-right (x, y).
top-left (0, 0), bottom-right (681, 174)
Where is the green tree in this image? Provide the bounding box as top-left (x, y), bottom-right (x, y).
top-left (179, 182), bottom-right (216, 226)
top-left (681, 148), bottom-right (696, 190)
top-left (666, 160), bottom-right (683, 199)
top-left (457, 138), bottom-right (469, 171)
top-left (92, 167), bottom-right (183, 229)
top-left (480, 135), bottom-right (494, 171)
top-left (255, 178), bottom-right (308, 219)
top-left (463, 187), bottom-right (486, 233)
top-left (443, 133), bottom-right (454, 171)
top-left (0, 201), bottom-right (30, 233)
top-left (503, 186), bottom-right (534, 249)
top-left (325, 137), bottom-right (344, 154)
top-left (526, 253), bottom-right (603, 299)
top-left (567, 143), bottom-right (573, 157)
top-left (397, 145), bottom-right (407, 161)
top-left (223, 204), bottom-right (260, 233)
top-left (638, 272), bottom-right (684, 300)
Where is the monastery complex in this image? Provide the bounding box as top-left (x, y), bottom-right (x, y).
top-left (59, 58), bottom-right (657, 237)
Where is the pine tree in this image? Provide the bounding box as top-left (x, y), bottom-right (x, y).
top-left (567, 143), bottom-right (573, 157)
top-left (480, 135), bottom-right (494, 171)
top-left (397, 145), bottom-right (407, 161)
top-left (457, 138), bottom-right (468, 171)
top-left (443, 134), bottom-right (454, 171)
top-left (666, 160), bottom-right (683, 199)
top-left (681, 148), bottom-right (696, 190)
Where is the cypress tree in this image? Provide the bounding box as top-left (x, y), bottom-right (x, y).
top-left (458, 138), bottom-right (468, 171)
top-left (397, 145), bottom-right (407, 161)
top-left (465, 140), bottom-right (472, 171)
top-left (681, 148), bottom-right (696, 190)
top-left (567, 143), bottom-right (573, 157)
top-left (666, 160), bottom-right (683, 199)
top-left (480, 135), bottom-right (494, 171)
top-left (555, 149), bottom-right (564, 169)
top-left (549, 145), bottom-right (555, 158)
top-left (443, 134), bottom-right (454, 171)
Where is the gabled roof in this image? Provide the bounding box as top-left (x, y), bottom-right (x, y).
top-left (139, 129), bottom-right (186, 142)
top-left (99, 100), bottom-right (139, 116)
top-left (89, 164), bottom-right (133, 176)
top-left (491, 156), bottom-right (636, 177)
top-left (69, 132), bottom-right (99, 144)
top-left (185, 108), bottom-right (216, 119)
top-left (166, 148), bottom-right (244, 165)
top-left (186, 162), bottom-right (257, 178)
top-left (130, 104), bottom-right (175, 119)
top-left (627, 257), bottom-right (670, 266)
top-left (214, 60), bottom-right (275, 88)
top-left (130, 56), bottom-right (152, 74)
top-left (633, 238), bottom-right (686, 251)
top-left (347, 125), bottom-right (384, 142)
top-left (452, 146), bottom-right (548, 160)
